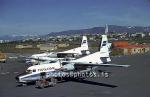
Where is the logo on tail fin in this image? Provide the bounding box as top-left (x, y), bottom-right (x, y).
top-left (81, 36), bottom-right (88, 50)
top-left (102, 41), bottom-right (107, 46)
top-left (82, 40), bottom-right (87, 45)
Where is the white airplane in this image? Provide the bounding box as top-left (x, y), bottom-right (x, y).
top-left (26, 36), bottom-right (90, 64)
top-left (59, 36), bottom-right (90, 55)
top-left (16, 31), bottom-right (130, 87)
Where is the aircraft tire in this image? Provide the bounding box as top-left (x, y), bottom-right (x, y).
top-left (36, 80), bottom-right (46, 88)
top-left (49, 77), bottom-right (57, 87)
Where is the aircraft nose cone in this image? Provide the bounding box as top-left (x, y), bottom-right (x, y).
top-left (15, 76), bottom-right (19, 81)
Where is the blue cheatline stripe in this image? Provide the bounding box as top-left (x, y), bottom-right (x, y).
top-left (22, 73), bottom-right (40, 81)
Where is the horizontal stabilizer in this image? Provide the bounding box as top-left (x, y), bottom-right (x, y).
top-left (58, 52), bottom-right (79, 54)
top-left (97, 63), bottom-right (130, 67)
top-left (73, 63), bottom-right (130, 68)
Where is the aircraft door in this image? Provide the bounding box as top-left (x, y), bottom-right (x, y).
top-left (40, 72), bottom-right (46, 79)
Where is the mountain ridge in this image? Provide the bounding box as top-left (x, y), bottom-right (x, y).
top-left (1, 25), bottom-right (150, 41)
top-left (47, 25), bottom-right (150, 36)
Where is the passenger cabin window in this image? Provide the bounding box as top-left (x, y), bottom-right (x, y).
top-left (33, 69), bottom-right (36, 72)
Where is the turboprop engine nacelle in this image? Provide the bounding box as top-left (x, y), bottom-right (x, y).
top-left (62, 63), bottom-right (75, 71)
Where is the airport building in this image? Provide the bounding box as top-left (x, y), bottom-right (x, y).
top-left (38, 43), bottom-right (57, 51)
top-left (118, 45), bottom-right (150, 55)
top-left (112, 41), bottom-right (129, 47)
top-left (112, 41), bottom-right (150, 55)
top-left (57, 43), bottom-right (69, 48)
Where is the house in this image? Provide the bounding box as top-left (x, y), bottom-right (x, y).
top-left (57, 43), bottom-right (69, 48)
top-left (112, 41), bottom-right (150, 55)
top-left (112, 41), bottom-right (129, 47)
top-left (16, 44), bottom-right (33, 49)
top-left (119, 45), bottom-right (150, 55)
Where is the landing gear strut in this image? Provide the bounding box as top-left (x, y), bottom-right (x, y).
top-left (36, 77), bottom-right (57, 88)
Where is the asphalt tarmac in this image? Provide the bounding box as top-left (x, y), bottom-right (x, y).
top-left (0, 54), bottom-right (150, 97)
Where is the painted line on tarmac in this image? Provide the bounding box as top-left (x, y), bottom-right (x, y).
top-left (0, 71), bottom-right (19, 75)
top-left (0, 72), bottom-right (10, 75)
top-left (13, 72), bottom-right (19, 74)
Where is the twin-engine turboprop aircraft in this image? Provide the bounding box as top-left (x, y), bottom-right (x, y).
top-left (26, 35), bottom-right (90, 64)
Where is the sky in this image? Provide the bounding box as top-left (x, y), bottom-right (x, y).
top-left (0, 0), bottom-right (150, 36)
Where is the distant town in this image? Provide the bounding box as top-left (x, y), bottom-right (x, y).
top-left (0, 25), bottom-right (150, 56)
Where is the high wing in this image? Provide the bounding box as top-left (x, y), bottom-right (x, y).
top-left (60, 61), bottom-right (130, 72)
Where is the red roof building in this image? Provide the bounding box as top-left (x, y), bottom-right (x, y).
top-left (118, 45), bottom-right (150, 55)
top-left (112, 41), bottom-right (150, 55)
top-left (112, 41), bottom-right (129, 47)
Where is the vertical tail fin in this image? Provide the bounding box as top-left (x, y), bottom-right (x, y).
top-left (99, 25), bottom-right (111, 63)
top-left (100, 35), bottom-right (111, 63)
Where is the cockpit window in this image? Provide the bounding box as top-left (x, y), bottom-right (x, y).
top-left (26, 70), bottom-right (32, 74)
top-left (41, 61), bottom-right (57, 64)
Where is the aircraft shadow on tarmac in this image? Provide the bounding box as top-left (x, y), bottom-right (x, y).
top-left (16, 79), bottom-right (117, 88)
top-left (16, 81), bottom-right (35, 87)
top-left (70, 79), bottom-right (117, 88)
